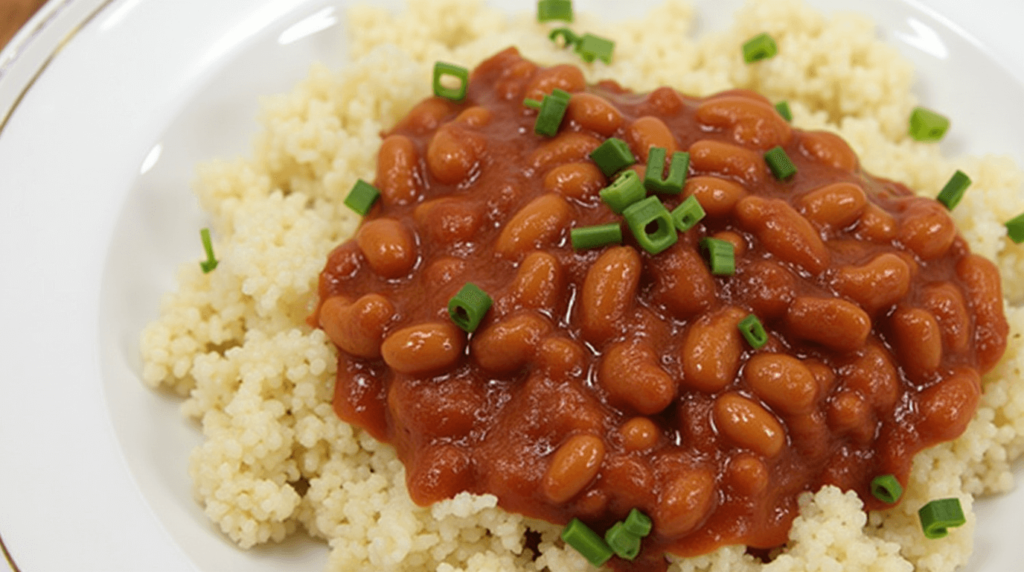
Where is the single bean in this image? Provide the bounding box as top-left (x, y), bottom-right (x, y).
top-left (683, 176), bottom-right (749, 218)
top-left (713, 392), bottom-right (786, 457)
top-left (542, 434), bottom-right (606, 503)
top-left (921, 282), bottom-right (972, 354)
top-left (530, 131), bottom-right (604, 172)
top-left (797, 182), bottom-right (867, 229)
top-left (495, 193), bottom-right (572, 259)
top-left (600, 342), bottom-right (676, 415)
top-left (708, 88), bottom-right (773, 106)
top-left (396, 97), bottom-right (456, 134)
top-left (471, 312), bottom-right (552, 373)
top-left (655, 467), bottom-right (717, 537)
top-left (956, 254), bottom-right (1009, 373)
top-left (646, 86), bottom-right (684, 114)
top-left (785, 296), bottom-right (871, 352)
top-left (741, 260), bottom-right (796, 320)
top-left (356, 217), bottom-right (418, 279)
top-left (536, 336), bottom-right (587, 378)
top-left (525, 64), bottom-right (586, 101)
top-left (565, 92), bottom-right (624, 136)
top-left (725, 453), bottom-right (769, 496)
top-left (855, 204), bottom-right (898, 243)
top-left (897, 197), bottom-right (957, 260)
top-left (455, 106), bottom-right (492, 127)
top-left (826, 390), bottom-right (874, 443)
top-left (626, 116), bottom-right (677, 162)
top-left (427, 123), bottom-right (486, 185)
top-left (648, 243), bottom-right (716, 320)
top-left (510, 251), bottom-right (564, 312)
top-left (695, 95), bottom-right (792, 149)
top-left (831, 253), bottom-right (911, 314)
top-left (406, 444), bottom-right (473, 505)
top-left (619, 417), bottom-right (661, 451)
top-left (689, 139), bottom-right (766, 186)
top-left (319, 294), bottom-right (395, 359)
top-left (543, 162), bottom-right (606, 201)
top-left (580, 246), bottom-right (642, 345)
top-left (422, 256), bottom-right (465, 287)
top-left (735, 196), bottom-right (830, 275)
top-left (414, 198), bottom-right (482, 245)
top-left (376, 135), bottom-right (422, 205)
top-left (380, 322), bottom-right (464, 375)
top-left (743, 353), bottom-right (819, 415)
top-left (798, 130), bottom-right (858, 171)
top-left (917, 368), bottom-right (980, 441)
top-left (842, 343), bottom-right (900, 412)
top-left (888, 306), bottom-right (943, 381)
top-left (681, 307), bottom-right (746, 392)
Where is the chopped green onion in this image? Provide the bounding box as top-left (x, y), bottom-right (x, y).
top-left (433, 62), bottom-right (469, 102)
top-left (623, 196), bottom-right (678, 255)
top-left (549, 27), bottom-right (580, 47)
top-left (764, 146), bottom-right (797, 180)
top-left (742, 32), bottom-right (778, 63)
top-left (538, 0), bottom-right (573, 22)
top-left (870, 474), bottom-right (904, 505)
top-left (447, 283), bottom-right (492, 333)
top-left (590, 137), bottom-right (635, 178)
top-left (534, 90), bottom-right (572, 136)
top-left (909, 106), bottom-right (950, 142)
top-left (344, 179), bottom-right (381, 216)
top-left (571, 222), bottom-right (623, 250)
top-left (199, 228), bottom-right (218, 273)
top-left (1005, 212), bottom-right (1024, 244)
top-left (644, 147), bottom-right (690, 195)
top-left (561, 518), bottom-right (613, 567)
top-left (523, 97), bottom-right (542, 110)
top-left (738, 314), bottom-right (768, 349)
top-left (575, 33), bottom-right (615, 64)
top-left (775, 100), bottom-right (792, 122)
top-left (918, 498), bottom-right (966, 539)
top-left (670, 195), bottom-right (705, 232)
top-left (622, 508), bottom-right (653, 537)
top-left (936, 170), bottom-right (970, 210)
top-left (701, 237), bottom-right (735, 276)
top-left (604, 522), bottom-right (641, 561)
top-left (599, 170), bottom-right (645, 214)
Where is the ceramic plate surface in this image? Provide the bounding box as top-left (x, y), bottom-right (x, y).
top-left (1, 0), bottom-right (1022, 570)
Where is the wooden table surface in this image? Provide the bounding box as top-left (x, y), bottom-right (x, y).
top-left (1, 0), bottom-right (48, 50)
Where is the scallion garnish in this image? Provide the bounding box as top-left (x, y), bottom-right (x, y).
top-left (701, 237), bottom-right (735, 275)
top-left (534, 89), bottom-right (572, 136)
top-left (936, 170), bottom-right (970, 211)
top-left (344, 179), bottom-right (381, 216)
top-left (623, 196), bottom-right (678, 255)
top-left (590, 137), bottom-right (635, 178)
top-left (870, 474), bottom-right (904, 504)
top-left (765, 146), bottom-right (797, 180)
top-left (1005, 212), bottom-right (1024, 244)
top-left (909, 106), bottom-right (950, 142)
top-left (538, 0), bottom-right (573, 22)
top-left (644, 147), bottom-right (690, 195)
top-left (622, 508), bottom-right (653, 537)
top-left (738, 314), bottom-right (768, 349)
top-left (918, 498), bottom-right (966, 539)
top-left (433, 61), bottom-right (469, 102)
top-left (571, 222), bottom-right (623, 250)
top-left (199, 228), bottom-right (218, 273)
top-left (575, 33), bottom-right (615, 64)
top-left (742, 32), bottom-right (778, 63)
top-left (775, 100), bottom-right (793, 122)
top-left (670, 195), bottom-right (705, 232)
top-left (599, 170), bottom-right (645, 214)
top-left (549, 27), bottom-right (580, 48)
top-left (604, 522), bottom-right (641, 561)
top-left (523, 97), bottom-right (542, 110)
top-left (561, 518), bottom-right (613, 567)
top-left (447, 283), bottom-right (492, 333)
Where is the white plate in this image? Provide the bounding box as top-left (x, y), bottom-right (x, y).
top-left (1, 0), bottom-right (1021, 570)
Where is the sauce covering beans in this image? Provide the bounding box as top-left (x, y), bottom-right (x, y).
top-left (315, 48), bottom-right (1008, 569)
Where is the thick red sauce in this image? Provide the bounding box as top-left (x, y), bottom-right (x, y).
top-left (315, 48), bottom-right (1008, 569)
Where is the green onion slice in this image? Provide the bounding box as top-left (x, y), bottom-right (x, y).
top-left (534, 90), bottom-right (572, 136)
top-left (538, 0), bottom-right (573, 22)
top-left (599, 170), bottom-right (646, 214)
top-left (344, 179), bottom-right (381, 216)
top-left (604, 522), bottom-right (641, 561)
top-left (765, 146), bottom-right (797, 180)
top-left (590, 137), bottom-right (635, 178)
top-left (199, 228), bottom-right (218, 273)
top-left (549, 27), bottom-right (580, 47)
top-left (622, 508), bottom-right (653, 537)
top-left (936, 170), bottom-right (971, 211)
top-left (870, 474), bottom-right (904, 505)
top-left (561, 518), bottom-right (613, 567)
top-left (701, 237), bottom-right (736, 276)
top-left (433, 61), bottom-right (469, 102)
top-left (909, 106), bottom-right (950, 142)
top-left (775, 100), bottom-right (792, 122)
top-left (644, 147), bottom-right (690, 195)
top-left (523, 97), bottom-right (542, 110)
top-left (918, 498), bottom-right (966, 539)
top-left (623, 195), bottom-right (678, 255)
top-left (1005, 212), bottom-right (1024, 244)
top-left (670, 195), bottom-right (705, 232)
top-left (447, 283), bottom-right (492, 333)
top-left (742, 32), bottom-right (778, 63)
top-left (575, 33), bottom-right (615, 64)
top-left (571, 222), bottom-right (623, 250)
top-left (738, 314), bottom-right (768, 349)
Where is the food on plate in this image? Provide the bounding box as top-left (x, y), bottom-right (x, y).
top-left (140, 1), bottom-right (1024, 571)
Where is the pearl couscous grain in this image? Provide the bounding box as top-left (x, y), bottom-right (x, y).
top-left (141, 0), bottom-right (1024, 570)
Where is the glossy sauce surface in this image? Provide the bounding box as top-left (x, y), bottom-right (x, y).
top-left (316, 48), bottom-right (1008, 569)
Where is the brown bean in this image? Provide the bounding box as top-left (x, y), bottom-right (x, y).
top-left (743, 353), bottom-right (819, 415)
top-left (565, 93), bottom-right (624, 136)
top-left (831, 253), bottom-right (911, 315)
top-left (648, 243), bottom-right (716, 320)
top-left (708, 88), bottom-right (773, 106)
top-left (842, 343), bottom-right (900, 412)
top-left (735, 196), bottom-right (830, 275)
top-left (713, 393), bottom-right (786, 457)
top-left (713, 230), bottom-right (747, 257)
top-left (956, 253), bottom-right (1009, 373)
top-left (888, 306), bottom-right (943, 381)
top-left (422, 256), bottom-right (465, 286)
top-left (647, 86), bottom-right (684, 114)
top-left (921, 282), bottom-right (972, 354)
top-left (396, 97), bottom-right (456, 134)
top-left (619, 417), bottom-right (660, 451)
top-left (471, 312), bottom-right (552, 374)
top-left (510, 251), bottom-right (564, 311)
top-left (826, 390), bottom-right (873, 443)
top-left (356, 217), bottom-right (418, 279)
top-left (897, 198), bottom-right (957, 260)
top-left (455, 106), bottom-right (491, 127)
top-left (798, 182), bottom-right (867, 229)
top-left (406, 444), bottom-right (473, 504)
top-left (536, 337), bottom-right (587, 378)
top-left (798, 130), bottom-right (858, 171)
top-left (855, 204), bottom-right (898, 243)
top-left (542, 434), bottom-right (605, 503)
top-left (580, 246), bottom-right (642, 345)
top-left (742, 260), bottom-right (796, 320)
top-left (414, 198), bottom-right (482, 245)
top-left (681, 307), bottom-right (746, 392)
top-left (655, 467), bottom-right (717, 537)
top-left (695, 96), bottom-right (792, 149)
top-left (543, 162), bottom-right (606, 201)
top-left (530, 131), bottom-right (604, 172)
top-left (917, 368), bottom-right (980, 441)
top-left (495, 193), bottom-right (572, 259)
top-left (600, 342), bottom-right (676, 415)
top-left (380, 322), bottom-right (464, 375)
top-left (682, 176), bottom-right (749, 218)
top-left (689, 139), bottom-right (765, 186)
top-left (376, 135), bottom-right (422, 205)
top-left (725, 453), bottom-right (769, 496)
top-left (427, 123), bottom-right (486, 185)
top-left (525, 64), bottom-right (586, 101)
top-left (626, 116), bottom-right (676, 162)
top-left (319, 294), bottom-right (395, 359)
top-left (785, 296), bottom-right (871, 352)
